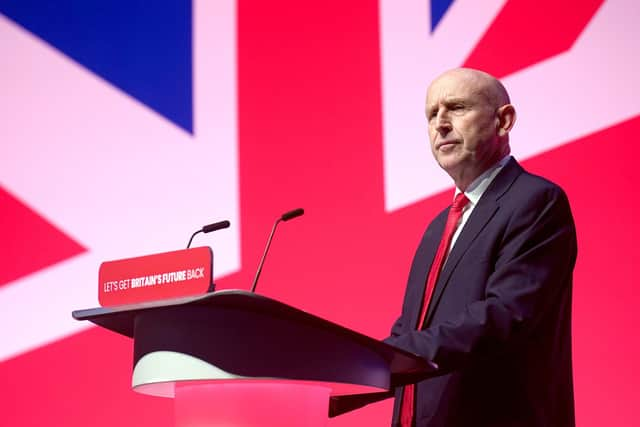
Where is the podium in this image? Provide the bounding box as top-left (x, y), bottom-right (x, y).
top-left (73, 290), bottom-right (436, 426)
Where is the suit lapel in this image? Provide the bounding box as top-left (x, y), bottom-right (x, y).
top-left (408, 211), bottom-right (447, 329)
top-left (423, 158), bottom-right (524, 326)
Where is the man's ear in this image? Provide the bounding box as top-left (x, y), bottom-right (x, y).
top-left (496, 104), bottom-right (516, 136)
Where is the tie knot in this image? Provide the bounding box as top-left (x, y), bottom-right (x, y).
top-left (452, 193), bottom-right (470, 212)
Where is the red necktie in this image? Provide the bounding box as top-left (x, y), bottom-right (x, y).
top-left (400, 192), bottom-right (470, 427)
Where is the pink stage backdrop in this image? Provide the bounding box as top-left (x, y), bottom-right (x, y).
top-left (1, 0), bottom-right (638, 426)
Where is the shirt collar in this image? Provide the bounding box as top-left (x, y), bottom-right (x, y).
top-left (454, 155), bottom-right (511, 206)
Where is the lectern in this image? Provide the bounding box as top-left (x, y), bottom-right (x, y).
top-left (73, 290), bottom-right (436, 426)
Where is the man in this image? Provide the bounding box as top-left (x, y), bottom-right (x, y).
top-left (385, 68), bottom-right (577, 427)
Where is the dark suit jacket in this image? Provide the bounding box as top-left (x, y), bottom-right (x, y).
top-left (386, 158), bottom-right (577, 427)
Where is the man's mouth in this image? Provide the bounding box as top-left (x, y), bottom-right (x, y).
top-left (436, 140), bottom-right (458, 150)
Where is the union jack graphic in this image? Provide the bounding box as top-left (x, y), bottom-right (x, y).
top-left (1, 0), bottom-right (638, 426)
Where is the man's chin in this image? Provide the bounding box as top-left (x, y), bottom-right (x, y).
top-left (436, 156), bottom-right (469, 185)
top-left (436, 156), bottom-right (462, 174)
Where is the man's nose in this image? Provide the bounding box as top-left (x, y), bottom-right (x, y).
top-left (435, 111), bottom-right (452, 135)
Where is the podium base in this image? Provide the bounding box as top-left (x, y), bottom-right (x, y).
top-left (174, 381), bottom-right (331, 427)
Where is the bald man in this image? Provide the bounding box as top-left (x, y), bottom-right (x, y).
top-left (385, 69), bottom-right (577, 427)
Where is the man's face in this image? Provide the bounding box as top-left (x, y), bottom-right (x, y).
top-left (425, 72), bottom-right (504, 185)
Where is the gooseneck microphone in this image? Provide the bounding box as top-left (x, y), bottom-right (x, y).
top-left (281, 208), bottom-right (304, 221)
top-left (186, 219), bottom-right (231, 248)
top-left (250, 208), bottom-right (305, 293)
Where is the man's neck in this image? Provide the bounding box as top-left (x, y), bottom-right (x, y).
top-left (453, 147), bottom-right (511, 191)
top-left (454, 154), bottom-right (511, 192)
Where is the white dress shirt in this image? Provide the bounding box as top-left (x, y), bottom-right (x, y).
top-left (448, 155), bottom-right (512, 254)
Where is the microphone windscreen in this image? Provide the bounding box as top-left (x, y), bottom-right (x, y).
top-left (281, 208), bottom-right (304, 221)
top-left (202, 220), bottom-right (231, 233)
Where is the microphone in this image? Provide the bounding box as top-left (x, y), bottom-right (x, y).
top-left (202, 220), bottom-right (231, 233)
top-left (281, 208), bottom-right (304, 221)
top-left (186, 220), bottom-right (231, 248)
top-left (250, 208), bottom-right (304, 293)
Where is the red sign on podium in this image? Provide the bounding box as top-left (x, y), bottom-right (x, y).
top-left (98, 247), bottom-right (213, 307)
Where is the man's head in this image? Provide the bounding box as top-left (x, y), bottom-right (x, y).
top-left (425, 68), bottom-right (516, 191)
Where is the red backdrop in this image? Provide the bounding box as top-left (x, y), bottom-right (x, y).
top-left (1, 0), bottom-right (639, 426)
